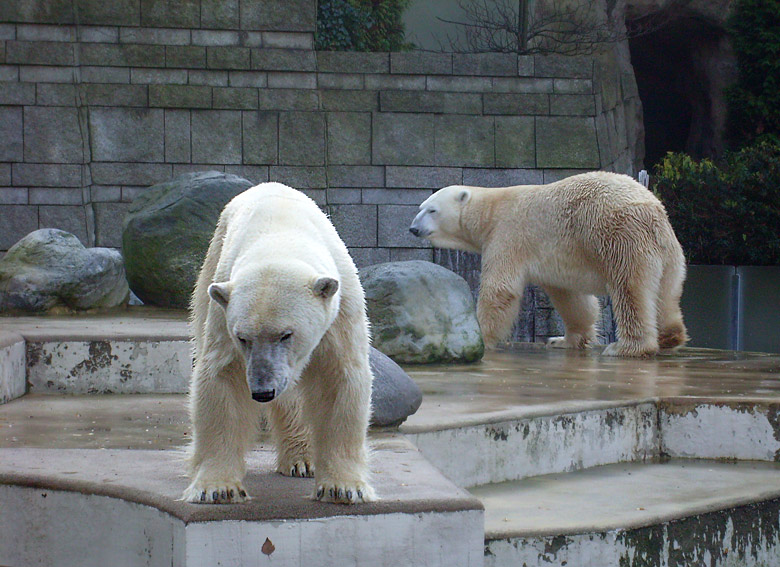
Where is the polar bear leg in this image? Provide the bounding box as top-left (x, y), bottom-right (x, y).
top-left (543, 286), bottom-right (598, 349)
top-left (477, 274), bottom-right (525, 348)
top-left (302, 354), bottom-right (375, 504)
top-left (269, 394), bottom-right (314, 478)
top-left (183, 361), bottom-right (258, 504)
top-left (656, 256), bottom-right (688, 350)
top-left (604, 261), bottom-right (661, 357)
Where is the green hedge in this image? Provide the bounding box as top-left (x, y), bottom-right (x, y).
top-left (652, 141), bottom-right (780, 266)
top-left (316, 0), bottom-right (412, 51)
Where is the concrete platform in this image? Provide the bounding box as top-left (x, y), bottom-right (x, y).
top-left (1, 310), bottom-right (779, 566)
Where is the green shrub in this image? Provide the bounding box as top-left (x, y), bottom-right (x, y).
top-left (726, 0), bottom-right (780, 147)
top-left (316, 0), bottom-right (412, 51)
top-left (652, 141), bottom-right (780, 265)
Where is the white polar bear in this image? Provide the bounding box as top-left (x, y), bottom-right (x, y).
top-left (409, 171), bottom-right (688, 357)
top-left (182, 182), bottom-right (375, 504)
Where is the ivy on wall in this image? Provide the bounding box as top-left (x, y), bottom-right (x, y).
top-left (315, 0), bottom-right (413, 51)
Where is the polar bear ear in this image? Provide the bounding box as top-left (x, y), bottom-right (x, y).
top-left (457, 188), bottom-right (471, 204)
top-left (312, 277), bottom-right (339, 299)
top-left (208, 282), bottom-right (232, 309)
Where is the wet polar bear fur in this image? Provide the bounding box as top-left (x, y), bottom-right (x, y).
top-left (409, 171), bottom-right (688, 357)
top-left (182, 182), bottom-right (375, 504)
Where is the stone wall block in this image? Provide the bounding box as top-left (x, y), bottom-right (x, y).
top-left (252, 49), bottom-right (315, 72)
top-left (36, 84), bottom-right (76, 106)
top-left (78, 66), bottom-right (129, 84)
top-left (390, 52), bottom-right (452, 75)
top-left (229, 71), bottom-right (268, 88)
top-left (131, 68), bottom-right (188, 85)
top-left (462, 168), bottom-right (542, 187)
top-left (269, 166), bottom-right (326, 189)
top-left (327, 112), bottom-right (371, 165)
top-left (38, 206), bottom-right (89, 243)
top-left (140, 0), bottom-right (200, 27)
top-left (73, 0), bottom-right (140, 26)
top-left (207, 46), bottom-right (250, 70)
top-left (362, 188), bottom-right (431, 205)
top-left (372, 113), bottom-right (434, 166)
top-left (94, 202), bottom-right (132, 247)
top-left (320, 90), bottom-right (377, 112)
top-left (491, 77), bottom-right (553, 94)
top-left (279, 112), bottom-right (325, 165)
top-left (267, 72), bottom-right (316, 89)
top-left (378, 205), bottom-right (428, 248)
top-left (495, 116), bottom-right (535, 168)
top-left (317, 73), bottom-right (364, 90)
top-left (328, 166), bottom-right (384, 188)
top-left (29, 188), bottom-right (83, 205)
top-left (191, 110), bottom-right (242, 164)
top-left (213, 87), bottom-right (258, 109)
top-left (164, 109), bottom-right (191, 163)
top-left (120, 27), bottom-right (190, 45)
top-left (257, 88), bottom-right (318, 110)
top-left (149, 84), bottom-right (211, 108)
top-left (483, 93), bottom-right (548, 115)
top-left (89, 107), bottom-right (164, 162)
top-left (91, 163), bottom-right (171, 186)
top-left (6, 40), bottom-right (74, 66)
top-left (13, 164), bottom-right (82, 187)
top-left (262, 32), bottom-right (313, 49)
top-left (549, 94), bottom-right (596, 116)
top-left (0, 1), bottom-right (75, 25)
top-left (517, 55), bottom-right (534, 76)
top-left (0, 189), bottom-right (28, 205)
top-left (535, 55), bottom-right (593, 79)
top-left (385, 166), bottom-right (462, 189)
top-left (0, 205), bottom-right (38, 250)
top-left (453, 53), bottom-right (517, 76)
top-left (536, 116), bottom-right (600, 169)
top-left (554, 78), bottom-right (593, 94)
top-left (240, 0), bottom-right (316, 33)
top-left (84, 84), bottom-right (148, 107)
top-left (1, 107), bottom-right (23, 162)
top-left (0, 83), bottom-right (36, 106)
top-left (79, 44), bottom-right (165, 67)
top-left (166, 45), bottom-right (206, 68)
top-left (328, 204), bottom-right (377, 247)
top-left (242, 111), bottom-right (278, 165)
top-left (380, 91), bottom-right (481, 114)
top-left (426, 76), bottom-right (492, 93)
top-left (434, 115), bottom-right (494, 167)
top-left (317, 52), bottom-right (389, 74)
top-left (201, 0), bottom-right (239, 29)
top-left (188, 70), bottom-right (228, 87)
top-left (24, 106), bottom-right (85, 163)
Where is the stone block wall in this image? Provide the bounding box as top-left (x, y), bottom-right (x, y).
top-left (0, 0), bottom-right (642, 267)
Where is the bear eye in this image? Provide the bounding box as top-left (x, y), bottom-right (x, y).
top-left (280, 331), bottom-right (293, 343)
top-left (236, 335), bottom-right (248, 347)
top-left (428, 207), bottom-right (437, 215)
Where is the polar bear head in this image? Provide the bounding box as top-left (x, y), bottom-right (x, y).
top-left (208, 262), bottom-right (341, 403)
top-left (409, 185), bottom-right (476, 252)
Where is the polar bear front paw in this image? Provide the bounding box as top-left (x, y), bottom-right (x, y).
top-left (546, 336), bottom-right (570, 349)
top-left (278, 458), bottom-right (315, 478)
top-left (315, 480), bottom-right (375, 504)
top-left (182, 479), bottom-right (249, 504)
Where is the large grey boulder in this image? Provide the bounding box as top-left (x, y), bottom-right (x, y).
top-left (0, 229), bottom-right (128, 313)
top-left (122, 171), bottom-right (254, 308)
top-left (360, 260), bottom-right (484, 364)
top-left (369, 346), bottom-right (422, 427)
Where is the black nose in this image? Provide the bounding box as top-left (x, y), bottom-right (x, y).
top-left (409, 227), bottom-right (420, 236)
top-left (252, 389), bottom-right (275, 403)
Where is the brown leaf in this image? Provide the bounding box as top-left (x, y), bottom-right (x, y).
top-left (261, 537), bottom-right (275, 556)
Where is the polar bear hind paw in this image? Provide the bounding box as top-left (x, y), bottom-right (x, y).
top-left (278, 459), bottom-right (315, 478)
top-left (315, 480), bottom-right (375, 504)
top-left (181, 480), bottom-right (249, 504)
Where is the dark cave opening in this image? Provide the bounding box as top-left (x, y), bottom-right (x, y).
top-left (629, 16), bottom-right (730, 169)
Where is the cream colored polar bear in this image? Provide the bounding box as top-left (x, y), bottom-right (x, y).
top-left (409, 171), bottom-right (688, 357)
top-left (182, 182), bottom-right (375, 504)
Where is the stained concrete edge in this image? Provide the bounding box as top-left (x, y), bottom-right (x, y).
top-left (485, 494), bottom-right (780, 540)
top-left (0, 436), bottom-right (483, 525)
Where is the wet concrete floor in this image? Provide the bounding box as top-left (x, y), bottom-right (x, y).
top-left (1, 341), bottom-right (778, 449)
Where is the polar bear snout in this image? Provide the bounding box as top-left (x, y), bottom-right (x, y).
top-left (246, 343), bottom-right (290, 403)
top-left (252, 389), bottom-right (275, 403)
top-left (409, 226), bottom-right (421, 237)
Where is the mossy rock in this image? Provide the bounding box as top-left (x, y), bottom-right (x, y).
top-left (0, 229), bottom-right (128, 313)
top-left (360, 260), bottom-right (484, 364)
top-left (122, 171), bottom-right (254, 308)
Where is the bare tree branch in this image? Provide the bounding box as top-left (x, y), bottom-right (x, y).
top-left (438, 0), bottom-right (689, 55)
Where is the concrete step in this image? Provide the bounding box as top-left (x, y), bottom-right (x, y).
top-left (0, 437), bottom-right (483, 567)
top-left (472, 459), bottom-right (780, 567)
